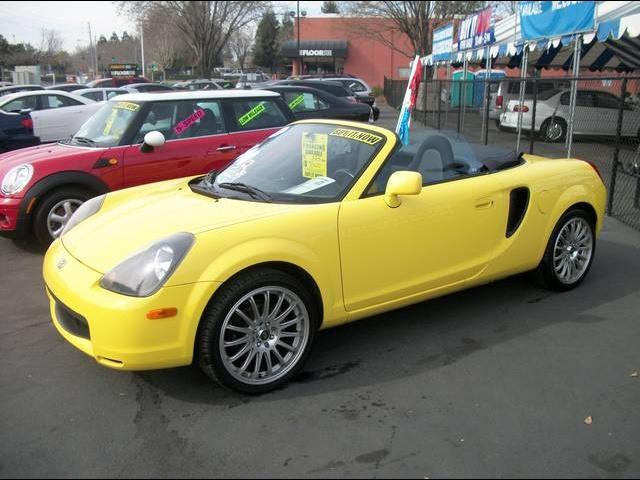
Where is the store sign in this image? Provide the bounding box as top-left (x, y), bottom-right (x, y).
top-left (455, 7), bottom-right (494, 51)
top-left (299, 49), bottom-right (333, 57)
top-left (519, 1), bottom-right (596, 41)
top-left (109, 63), bottom-right (139, 77)
top-left (432, 24), bottom-right (454, 62)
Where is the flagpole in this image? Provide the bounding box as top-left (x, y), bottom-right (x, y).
top-left (396, 55), bottom-right (421, 135)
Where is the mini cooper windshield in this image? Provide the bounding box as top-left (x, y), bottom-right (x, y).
top-left (63, 100), bottom-right (141, 148)
top-left (198, 123), bottom-right (385, 204)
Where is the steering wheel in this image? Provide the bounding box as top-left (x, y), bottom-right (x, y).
top-left (332, 168), bottom-right (356, 182)
top-left (332, 168), bottom-right (355, 187)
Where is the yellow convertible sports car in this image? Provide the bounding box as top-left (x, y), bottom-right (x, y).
top-left (43, 119), bottom-right (606, 393)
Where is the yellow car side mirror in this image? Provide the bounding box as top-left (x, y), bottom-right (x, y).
top-left (384, 171), bottom-right (423, 208)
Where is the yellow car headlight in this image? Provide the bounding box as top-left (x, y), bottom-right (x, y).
top-left (99, 232), bottom-right (195, 297)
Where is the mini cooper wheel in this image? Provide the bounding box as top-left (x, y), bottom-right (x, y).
top-left (197, 268), bottom-right (318, 394)
top-left (539, 208), bottom-right (595, 291)
top-left (33, 187), bottom-right (92, 246)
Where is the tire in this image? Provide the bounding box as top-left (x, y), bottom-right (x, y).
top-left (540, 117), bottom-right (567, 143)
top-left (197, 268), bottom-right (318, 394)
top-left (33, 187), bottom-right (93, 247)
top-left (537, 207), bottom-right (596, 291)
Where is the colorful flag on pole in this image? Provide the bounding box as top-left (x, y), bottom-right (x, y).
top-left (395, 55), bottom-right (423, 145)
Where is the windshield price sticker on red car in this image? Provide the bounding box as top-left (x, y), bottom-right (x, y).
top-left (301, 132), bottom-right (328, 179)
top-left (174, 108), bottom-right (205, 136)
top-left (114, 101), bottom-right (140, 112)
top-left (238, 102), bottom-right (266, 126)
top-left (330, 128), bottom-right (382, 145)
top-left (288, 94), bottom-right (305, 111)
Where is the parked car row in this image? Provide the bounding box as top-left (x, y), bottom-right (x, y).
top-left (499, 88), bottom-right (640, 141)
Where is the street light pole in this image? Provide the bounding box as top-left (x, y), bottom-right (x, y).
top-left (297, 0), bottom-right (300, 75)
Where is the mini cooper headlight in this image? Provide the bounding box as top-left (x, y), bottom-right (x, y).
top-left (1, 164), bottom-right (34, 196)
top-left (99, 233), bottom-right (195, 297)
top-left (62, 194), bottom-right (106, 236)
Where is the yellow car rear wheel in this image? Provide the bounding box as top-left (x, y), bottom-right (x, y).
top-left (538, 207), bottom-right (596, 291)
top-left (196, 268), bottom-right (318, 394)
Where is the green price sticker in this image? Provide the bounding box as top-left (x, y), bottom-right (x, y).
top-left (288, 94), bottom-right (305, 111)
top-left (238, 102), bottom-right (266, 126)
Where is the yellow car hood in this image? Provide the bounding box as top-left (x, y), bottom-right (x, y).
top-left (61, 178), bottom-right (300, 273)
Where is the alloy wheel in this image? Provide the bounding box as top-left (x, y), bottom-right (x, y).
top-left (219, 286), bottom-right (310, 386)
top-left (47, 199), bottom-right (83, 239)
top-left (553, 217), bottom-right (593, 285)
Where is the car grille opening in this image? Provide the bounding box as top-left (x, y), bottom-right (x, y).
top-left (52, 294), bottom-right (91, 340)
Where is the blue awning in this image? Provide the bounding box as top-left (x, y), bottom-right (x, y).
top-left (422, 3), bottom-right (640, 71)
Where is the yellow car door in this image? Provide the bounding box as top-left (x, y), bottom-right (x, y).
top-left (338, 173), bottom-right (508, 312)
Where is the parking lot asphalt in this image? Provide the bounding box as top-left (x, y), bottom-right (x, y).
top-left (1, 108), bottom-right (639, 478)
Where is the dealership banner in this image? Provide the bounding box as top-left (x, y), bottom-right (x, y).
top-left (432, 24), bottom-right (454, 62)
top-left (519, 1), bottom-right (596, 41)
top-left (455, 7), bottom-right (494, 51)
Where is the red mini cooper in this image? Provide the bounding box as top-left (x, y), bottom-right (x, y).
top-left (0, 90), bottom-right (294, 245)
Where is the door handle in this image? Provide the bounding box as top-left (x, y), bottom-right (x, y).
top-left (216, 145), bottom-right (237, 152)
top-left (475, 199), bottom-right (494, 209)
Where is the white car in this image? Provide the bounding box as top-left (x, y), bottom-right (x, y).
top-left (0, 90), bottom-right (102, 143)
top-left (75, 87), bottom-right (127, 102)
top-left (500, 88), bottom-right (640, 142)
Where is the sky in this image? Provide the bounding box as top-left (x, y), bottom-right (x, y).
top-left (0, 1), bottom-right (324, 52)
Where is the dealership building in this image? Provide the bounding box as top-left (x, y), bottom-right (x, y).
top-left (282, 15), bottom-right (414, 89)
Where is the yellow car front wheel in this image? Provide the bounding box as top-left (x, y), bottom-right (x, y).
top-left (196, 268), bottom-right (318, 394)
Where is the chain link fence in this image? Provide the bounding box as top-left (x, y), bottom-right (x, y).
top-left (385, 75), bottom-right (640, 231)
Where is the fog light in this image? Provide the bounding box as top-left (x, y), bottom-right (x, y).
top-left (0, 213), bottom-right (9, 227)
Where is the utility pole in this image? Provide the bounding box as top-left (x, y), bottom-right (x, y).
top-left (88, 22), bottom-right (95, 79)
top-left (140, 22), bottom-right (146, 78)
top-left (94, 35), bottom-right (99, 78)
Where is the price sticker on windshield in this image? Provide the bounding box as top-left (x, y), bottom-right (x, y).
top-left (301, 132), bottom-right (328, 179)
top-left (114, 101), bottom-right (140, 112)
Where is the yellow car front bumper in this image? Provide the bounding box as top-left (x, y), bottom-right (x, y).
top-left (43, 239), bottom-right (219, 371)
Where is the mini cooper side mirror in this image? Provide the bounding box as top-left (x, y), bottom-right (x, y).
top-left (384, 171), bottom-right (423, 208)
top-left (140, 131), bottom-right (166, 153)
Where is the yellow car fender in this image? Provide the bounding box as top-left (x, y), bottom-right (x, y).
top-left (538, 174), bottom-right (605, 263)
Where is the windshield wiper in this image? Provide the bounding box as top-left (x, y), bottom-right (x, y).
top-left (217, 182), bottom-right (272, 202)
top-left (72, 136), bottom-right (97, 147)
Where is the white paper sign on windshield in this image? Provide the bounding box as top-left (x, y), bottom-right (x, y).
top-left (283, 176), bottom-right (336, 195)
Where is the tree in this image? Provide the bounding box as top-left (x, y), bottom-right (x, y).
top-left (321, 1), bottom-right (340, 14)
top-left (121, 31), bottom-right (132, 42)
top-left (39, 28), bottom-right (63, 55)
top-left (119, 1), bottom-right (266, 78)
top-left (110, 32), bottom-right (119, 43)
top-left (252, 9), bottom-right (280, 73)
top-left (346, 1), bottom-right (488, 57)
top-left (98, 35), bottom-right (108, 44)
top-left (230, 28), bottom-right (253, 71)
top-left (280, 13), bottom-right (294, 40)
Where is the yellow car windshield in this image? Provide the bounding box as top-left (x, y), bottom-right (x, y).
top-left (212, 124), bottom-right (385, 204)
